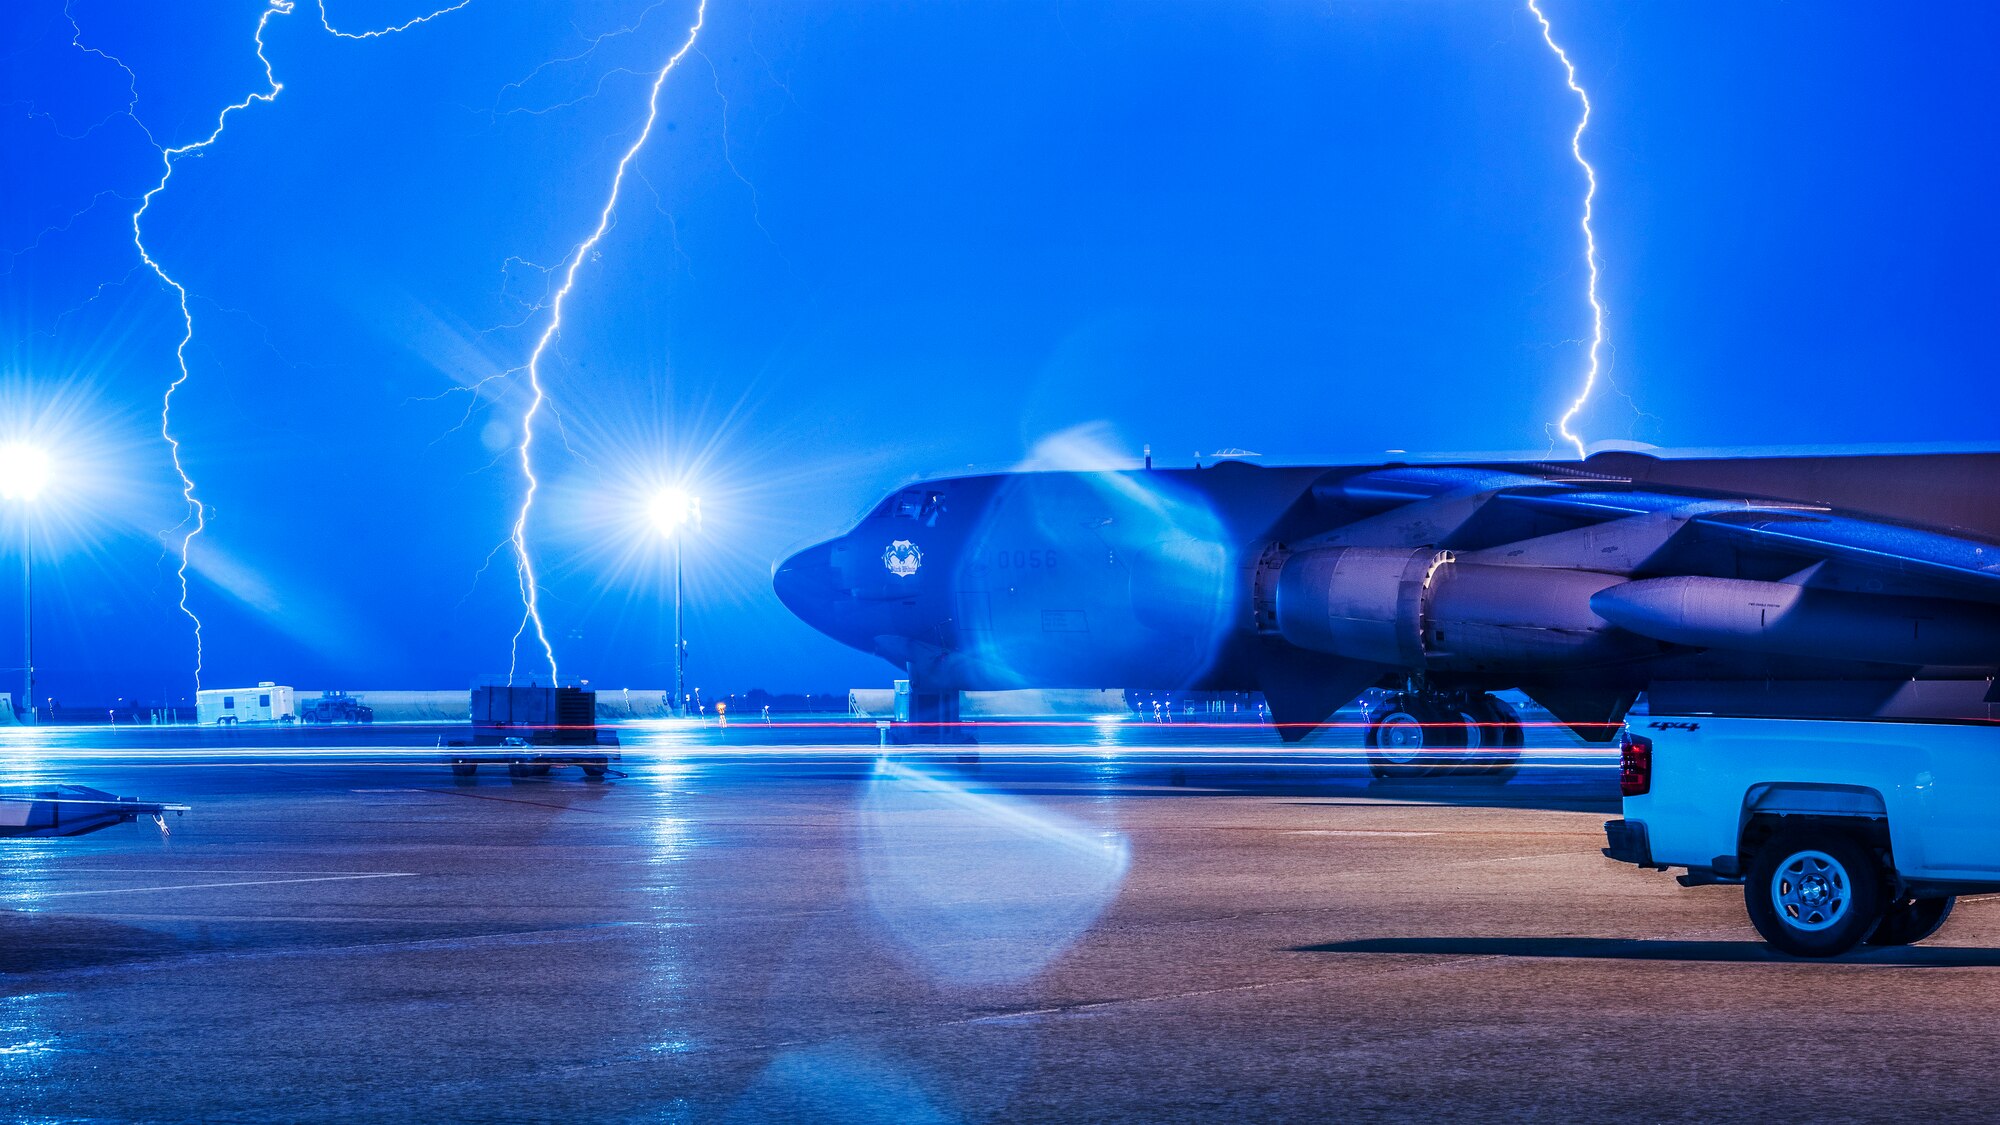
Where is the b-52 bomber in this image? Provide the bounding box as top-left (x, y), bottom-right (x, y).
top-left (776, 448), bottom-right (2000, 773)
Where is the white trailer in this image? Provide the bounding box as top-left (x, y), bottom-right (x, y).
top-left (196, 682), bottom-right (296, 726)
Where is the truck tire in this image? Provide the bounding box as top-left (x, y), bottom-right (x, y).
top-left (1866, 896), bottom-right (1954, 947)
top-left (1744, 829), bottom-right (1884, 958)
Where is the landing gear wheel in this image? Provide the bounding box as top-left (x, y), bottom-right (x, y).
top-left (1365, 695), bottom-right (1467, 779)
top-left (1867, 896), bottom-right (1954, 946)
top-left (1459, 694), bottom-right (1525, 779)
top-left (1744, 829), bottom-right (1885, 957)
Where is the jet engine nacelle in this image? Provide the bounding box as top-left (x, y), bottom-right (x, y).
top-left (1270, 546), bottom-right (1640, 672)
top-left (1270, 546), bottom-right (1432, 665)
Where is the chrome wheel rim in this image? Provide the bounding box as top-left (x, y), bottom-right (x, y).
top-left (1773, 849), bottom-right (1851, 932)
top-left (1374, 711), bottom-right (1427, 765)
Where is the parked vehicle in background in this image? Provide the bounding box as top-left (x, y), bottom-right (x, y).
top-left (297, 690), bottom-right (374, 724)
top-left (194, 683), bottom-right (295, 726)
top-left (1603, 713), bottom-right (2000, 957)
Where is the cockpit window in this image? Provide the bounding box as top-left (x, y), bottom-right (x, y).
top-left (883, 488), bottom-right (946, 526)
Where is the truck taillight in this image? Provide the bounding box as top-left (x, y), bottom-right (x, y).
top-left (1619, 731), bottom-right (1653, 797)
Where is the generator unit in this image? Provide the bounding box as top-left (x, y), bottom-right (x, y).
top-left (470, 685), bottom-right (600, 746)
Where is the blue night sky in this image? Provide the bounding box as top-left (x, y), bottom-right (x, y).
top-left (2, 0), bottom-right (1996, 704)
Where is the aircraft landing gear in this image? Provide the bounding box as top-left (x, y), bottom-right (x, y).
top-left (1365, 691), bottom-right (1523, 780)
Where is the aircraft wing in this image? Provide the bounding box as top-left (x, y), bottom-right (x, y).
top-left (0, 786), bottom-right (187, 838)
top-left (1687, 509), bottom-right (2000, 599)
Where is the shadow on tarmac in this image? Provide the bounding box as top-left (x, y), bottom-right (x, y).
top-left (1298, 936), bottom-right (2000, 967)
top-left (0, 913), bottom-right (193, 974)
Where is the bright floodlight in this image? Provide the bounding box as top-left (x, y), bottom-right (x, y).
top-left (0, 443), bottom-right (50, 502)
top-left (650, 488), bottom-right (697, 536)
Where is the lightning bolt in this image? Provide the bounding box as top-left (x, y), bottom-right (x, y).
top-left (506, 0), bottom-right (709, 684)
top-left (128, 0), bottom-right (294, 691)
top-left (103, 0), bottom-right (478, 690)
top-left (314, 0), bottom-right (474, 39)
top-left (1528, 0), bottom-right (1606, 461)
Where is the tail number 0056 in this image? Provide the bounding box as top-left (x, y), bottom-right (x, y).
top-left (996, 549), bottom-right (1058, 570)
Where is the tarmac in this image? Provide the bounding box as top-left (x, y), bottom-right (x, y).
top-left (3, 722), bottom-right (1998, 1122)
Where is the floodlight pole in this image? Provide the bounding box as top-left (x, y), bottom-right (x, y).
top-left (673, 528), bottom-right (685, 719)
top-left (20, 518), bottom-right (30, 725)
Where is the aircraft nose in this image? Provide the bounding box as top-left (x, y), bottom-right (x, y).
top-left (774, 539), bottom-right (843, 633)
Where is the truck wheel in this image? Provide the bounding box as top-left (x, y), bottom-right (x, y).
top-left (1866, 896), bottom-right (1954, 947)
top-left (451, 762), bottom-right (477, 778)
top-left (1744, 829), bottom-right (1884, 958)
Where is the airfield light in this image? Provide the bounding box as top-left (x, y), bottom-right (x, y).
top-left (0, 442), bottom-right (46, 723)
top-left (650, 488), bottom-right (698, 536)
top-left (650, 488), bottom-right (701, 718)
top-left (0, 443), bottom-right (50, 502)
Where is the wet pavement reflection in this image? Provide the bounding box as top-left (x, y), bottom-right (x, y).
top-left (13, 717), bottom-right (1880, 1122)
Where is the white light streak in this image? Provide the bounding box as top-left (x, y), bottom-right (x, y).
top-left (507, 0), bottom-right (710, 684)
top-left (1528, 0), bottom-right (1606, 461)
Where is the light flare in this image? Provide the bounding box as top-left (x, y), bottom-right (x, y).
top-left (1528, 0), bottom-right (1607, 461)
top-left (506, 0), bottom-right (710, 684)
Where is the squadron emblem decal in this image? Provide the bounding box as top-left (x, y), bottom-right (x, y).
top-left (883, 540), bottom-right (923, 578)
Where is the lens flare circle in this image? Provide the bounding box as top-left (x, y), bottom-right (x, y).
top-left (859, 759), bottom-right (1130, 986)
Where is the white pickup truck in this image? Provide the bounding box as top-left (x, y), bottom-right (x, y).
top-left (1602, 713), bottom-right (2000, 957)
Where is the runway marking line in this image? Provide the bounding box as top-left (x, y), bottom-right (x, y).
top-left (29, 868), bottom-right (418, 875)
top-left (1286, 829), bottom-right (1439, 837)
top-left (22, 873), bottom-right (418, 899)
